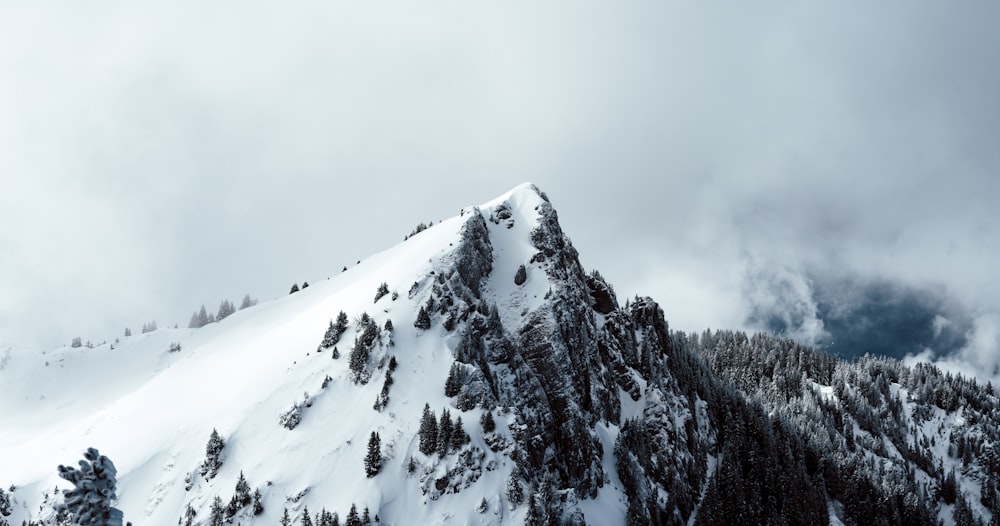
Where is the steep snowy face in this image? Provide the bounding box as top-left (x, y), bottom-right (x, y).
top-left (0, 182), bottom-right (637, 526)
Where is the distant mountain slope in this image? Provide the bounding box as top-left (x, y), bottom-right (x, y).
top-left (2, 183), bottom-right (998, 526)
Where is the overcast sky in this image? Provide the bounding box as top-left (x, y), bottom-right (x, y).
top-left (2, 2), bottom-right (998, 381)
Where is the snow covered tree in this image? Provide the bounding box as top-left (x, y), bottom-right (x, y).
top-left (280, 508), bottom-right (292, 526)
top-left (239, 294), bottom-right (257, 310)
top-left (418, 404), bottom-right (438, 455)
top-left (123, 328), bottom-right (131, 337)
top-left (252, 488), bottom-right (263, 515)
top-left (200, 429), bottom-right (225, 479)
top-left (450, 416), bottom-right (469, 450)
top-left (56, 447), bottom-right (124, 526)
top-left (345, 504), bottom-right (361, 526)
top-left (374, 282), bottom-right (389, 303)
top-left (233, 471), bottom-right (251, 509)
top-left (290, 283), bottom-right (300, 294)
top-left (480, 410), bottom-right (496, 434)
top-left (217, 299), bottom-right (235, 321)
top-left (365, 431), bottom-right (382, 478)
top-left (414, 306), bottom-right (431, 330)
top-left (209, 496), bottom-right (224, 526)
top-left (505, 470), bottom-right (523, 505)
top-left (525, 494), bottom-right (541, 526)
top-left (300, 505), bottom-right (313, 526)
top-left (444, 363), bottom-right (463, 397)
top-left (198, 305), bottom-right (209, 327)
top-left (0, 487), bottom-right (10, 517)
top-left (361, 507), bottom-right (371, 525)
top-left (181, 503), bottom-right (196, 526)
top-left (437, 408), bottom-right (453, 456)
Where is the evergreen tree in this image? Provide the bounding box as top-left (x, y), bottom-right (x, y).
top-left (345, 504), bottom-right (361, 526)
top-left (418, 404), bottom-right (438, 455)
top-left (450, 416), bottom-right (468, 450)
top-left (0, 487), bottom-right (10, 517)
top-left (198, 305), bottom-right (209, 327)
top-left (374, 282), bottom-right (389, 303)
top-left (239, 293), bottom-right (257, 310)
top-left (336, 311), bottom-right (349, 334)
top-left (290, 283), bottom-right (300, 294)
top-left (188, 311), bottom-right (201, 329)
top-left (444, 363), bottom-right (462, 397)
top-left (302, 281), bottom-right (309, 289)
top-left (123, 328), bottom-right (131, 337)
top-left (437, 409), bottom-right (453, 456)
top-left (505, 470), bottom-right (523, 505)
top-left (252, 488), bottom-right (264, 515)
top-left (182, 503), bottom-right (196, 526)
top-left (209, 496), bottom-right (224, 526)
top-left (234, 471), bottom-right (251, 508)
top-left (414, 306), bottom-right (431, 330)
top-left (200, 429), bottom-right (225, 479)
top-left (217, 299), bottom-right (235, 321)
top-left (319, 319), bottom-right (342, 350)
top-left (525, 494), bottom-right (541, 526)
top-left (56, 448), bottom-right (124, 526)
top-left (280, 509), bottom-right (292, 526)
top-left (365, 431), bottom-right (383, 478)
top-left (300, 505), bottom-right (313, 526)
top-left (481, 410), bottom-right (496, 434)
top-left (362, 507), bottom-right (371, 525)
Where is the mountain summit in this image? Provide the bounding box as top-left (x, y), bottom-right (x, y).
top-left (3, 184), bottom-right (1000, 526)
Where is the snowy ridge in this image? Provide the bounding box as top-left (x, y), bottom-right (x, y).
top-left (1, 184), bottom-right (549, 525)
top-left (4, 183), bottom-right (1000, 526)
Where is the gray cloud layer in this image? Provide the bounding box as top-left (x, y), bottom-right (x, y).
top-left (2, 2), bottom-right (998, 382)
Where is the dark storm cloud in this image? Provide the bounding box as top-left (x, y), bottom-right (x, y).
top-left (1, 2), bottom-right (998, 383)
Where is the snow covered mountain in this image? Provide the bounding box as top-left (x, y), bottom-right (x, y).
top-left (2, 183), bottom-right (999, 526)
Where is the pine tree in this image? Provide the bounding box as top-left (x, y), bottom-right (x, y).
top-left (418, 404), bottom-right (438, 455)
top-left (0, 487), bottom-right (10, 517)
top-left (438, 409), bottom-right (453, 456)
top-left (234, 471), bottom-right (251, 508)
top-left (319, 319), bottom-right (341, 350)
top-left (302, 281), bottom-right (309, 289)
top-left (239, 294), bottom-right (257, 310)
top-left (336, 311), bottom-right (349, 334)
top-left (123, 328), bottom-right (131, 337)
top-left (525, 493), bottom-right (541, 526)
top-left (506, 470), bottom-right (523, 505)
top-left (374, 282), bottom-right (389, 303)
top-left (365, 432), bottom-right (383, 477)
top-left (209, 495), bottom-right (224, 526)
top-left (201, 429), bottom-right (225, 479)
top-left (362, 507), bottom-right (371, 525)
top-left (414, 306), bottom-right (431, 330)
top-left (481, 410), bottom-right (496, 434)
top-left (300, 505), bottom-right (313, 526)
top-left (450, 416), bottom-right (468, 450)
top-left (252, 488), bottom-right (263, 515)
top-left (290, 283), bottom-right (300, 294)
top-left (56, 448), bottom-right (124, 526)
top-left (444, 363), bottom-right (462, 397)
top-left (217, 299), bottom-right (235, 321)
top-left (345, 504), bottom-right (361, 526)
top-left (280, 508), bottom-right (292, 526)
top-left (198, 305), bottom-right (209, 327)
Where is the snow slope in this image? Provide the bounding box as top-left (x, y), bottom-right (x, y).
top-left (1, 183), bottom-right (566, 526)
